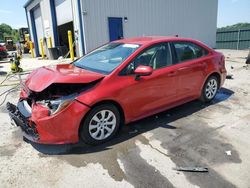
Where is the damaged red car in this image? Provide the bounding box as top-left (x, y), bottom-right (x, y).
top-left (7, 36), bottom-right (226, 145)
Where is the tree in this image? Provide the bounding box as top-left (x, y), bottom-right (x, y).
top-left (11, 29), bottom-right (19, 42)
top-left (0, 23), bottom-right (20, 42)
top-left (217, 23), bottom-right (250, 31)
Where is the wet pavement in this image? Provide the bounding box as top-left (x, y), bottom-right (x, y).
top-left (0, 49), bottom-right (250, 188)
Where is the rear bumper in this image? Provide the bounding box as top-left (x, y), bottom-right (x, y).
top-left (6, 100), bottom-right (90, 144)
top-left (220, 69), bottom-right (227, 87)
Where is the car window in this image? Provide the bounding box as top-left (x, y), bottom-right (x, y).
top-left (173, 42), bottom-right (208, 63)
top-left (122, 43), bottom-right (172, 75)
top-left (74, 43), bottom-right (140, 74)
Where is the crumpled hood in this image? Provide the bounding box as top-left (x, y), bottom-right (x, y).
top-left (26, 64), bottom-right (105, 92)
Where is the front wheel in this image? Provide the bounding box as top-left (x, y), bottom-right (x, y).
top-left (200, 76), bottom-right (219, 103)
top-left (80, 104), bottom-right (120, 145)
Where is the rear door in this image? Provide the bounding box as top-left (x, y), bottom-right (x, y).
top-left (171, 41), bottom-right (209, 98)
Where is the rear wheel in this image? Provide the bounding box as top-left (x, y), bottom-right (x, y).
top-left (80, 104), bottom-right (120, 145)
top-left (200, 76), bottom-right (219, 103)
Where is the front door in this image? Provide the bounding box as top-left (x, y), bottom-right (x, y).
top-left (108, 17), bottom-right (123, 41)
top-left (118, 43), bottom-right (178, 120)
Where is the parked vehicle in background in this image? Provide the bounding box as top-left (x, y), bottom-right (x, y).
top-left (19, 28), bottom-right (30, 54)
top-left (7, 36), bottom-right (227, 145)
top-left (0, 44), bottom-right (8, 59)
top-left (0, 40), bottom-right (5, 46)
top-left (4, 37), bottom-right (16, 51)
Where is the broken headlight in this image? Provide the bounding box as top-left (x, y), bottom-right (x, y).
top-left (40, 94), bottom-right (77, 115)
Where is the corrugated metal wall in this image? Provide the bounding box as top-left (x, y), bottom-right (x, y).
top-left (81, 0), bottom-right (218, 52)
top-left (26, 0), bottom-right (85, 57)
top-left (216, 29), bottom-right (250, 50)
top-left (26, 0), bottom-right (54, 56)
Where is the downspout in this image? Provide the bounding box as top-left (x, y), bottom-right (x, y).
top-left (77, 0), bottom-right (86, 55)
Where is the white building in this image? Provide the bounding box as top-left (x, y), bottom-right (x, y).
top-left (24, 0), bottom-right (218, 57)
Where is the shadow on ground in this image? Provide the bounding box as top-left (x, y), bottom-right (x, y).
top-left (28, 87), bottom-right (234, 155)
top-left (0, 71), bottom-right (7, 76)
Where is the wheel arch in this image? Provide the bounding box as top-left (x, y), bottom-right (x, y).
top-left (91, 100), bottom-right (125, 124)
top-left (199, 71), bottom-right (221, 96)
top-left (78, 99), bottom-right (125, 138)
top-left (207, 72), bottom-right (221, 87)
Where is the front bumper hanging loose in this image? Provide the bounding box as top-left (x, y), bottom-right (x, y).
top-left (6, 102), bottom-right (39, 141)
top-left (6, 99), bottom-right (90, 144)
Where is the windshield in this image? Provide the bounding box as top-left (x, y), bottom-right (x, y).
top-left (74, 43), bottom-right (140, 74)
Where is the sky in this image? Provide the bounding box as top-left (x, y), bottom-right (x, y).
top-left (0, 0), bottom-right (249, 29)
top-left (217, 0), bottom-right (250, 27)
top-left (0, 0), bottom-right (27, 28)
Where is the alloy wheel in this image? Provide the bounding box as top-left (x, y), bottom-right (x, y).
top-left (205, 78), bottom-right (218, 99)
top-left (88, 110), bottom-right (117, 140)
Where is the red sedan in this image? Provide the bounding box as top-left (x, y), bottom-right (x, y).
top-left (0, 44), bottom-right (8, 59)
top-left (7, 36), bottom-right (227, 145)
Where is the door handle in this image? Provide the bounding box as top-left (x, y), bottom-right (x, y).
top-left (168, 71), bottom-right (177, 77)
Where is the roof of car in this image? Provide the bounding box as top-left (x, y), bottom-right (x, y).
top-left (117, 36), bottom-right (191, 45)
top-left (117, 36), bottom-right (211, 50)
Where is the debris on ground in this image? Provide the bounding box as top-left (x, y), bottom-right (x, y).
top-left (129, 129), bottom-right (138, 134)
top-left (243, 65), bottom-right (249, 70)
top-left (58, 56), bottom-right (64, 60)
top-left (225, 150), bottom-right (232, 156)
top-left (246, 51), bottom-right (250, 64)
top-left (173, 167), bottom-right (209, 173)
top-left (226, 74), bottom-right (234, 79)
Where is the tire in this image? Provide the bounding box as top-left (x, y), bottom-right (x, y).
top-left (80, 104), bottom-right (120, 145)
top-left (200, 76), bottom-right (219, 103)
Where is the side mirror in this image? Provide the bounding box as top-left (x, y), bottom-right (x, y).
top-left (134, 65), bottom-right (153, 80)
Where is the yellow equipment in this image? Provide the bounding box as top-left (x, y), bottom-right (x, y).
top-left (10, 53), bottom-right (23, 73)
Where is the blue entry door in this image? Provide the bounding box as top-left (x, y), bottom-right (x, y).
top-left (108, 17), bottom-right (124, 41)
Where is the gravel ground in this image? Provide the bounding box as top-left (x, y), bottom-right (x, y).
top-left (0, 49), bottom-right (250, 188)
